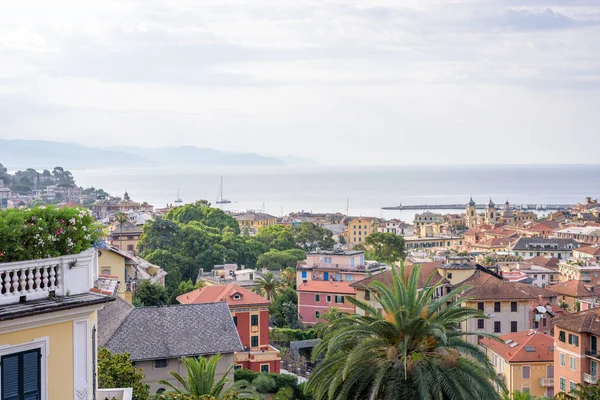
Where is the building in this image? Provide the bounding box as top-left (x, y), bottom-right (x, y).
top-left (481, 330), bottom-right (555, 397)
top-left (459, 271), bottom-right (556, 345)
top-left (413, 212), bottom-right (443, 237)
top-left (470, 237), bottom-right (515, 252)
top-left (573, 245), bottom-right (600, 262)
top-left (109, 220), bottom-right (143, 253)
top-left (553, 308), bottom-right (600, 395)
top-left (297, 280), bottom-right (356, 325)
top-left (498, 200), bottom-right (515, 225)
top-left (349, 261), bottom-right (446, 315)
top-left (403, 235), bottom-right (464, 250)
top-left (555, 226), bottom-right (600, 245)
top-left (347, 217), bottom-right (377, 245)
top-left (466, 197), bottom-right (478, 228)
top-left (377, 219), bottom-right (414, 236)
top-left (101, 301), bottom-right (242, 395)
top-left (0, 179), bottom-right (10, 208)
top-left (558, 259), bottom-right (600, 284)
top-left (97, 246), bottom-right (167, 303)
top-left (90, 196), bottom-right (154, 219)
top-left (545, 280), bottom-right (600, 312)
top-left (234, 212), bottom-right (277, 234)
top-left (177, 284), bottom-right (280, 373)
top-left (510, 238), bottom-right (580, 260)
top-left (485, 199), bottom-right (498, 225)
top-left (296, 249), bottom-right (387, 283)
top-left (512, 264), bottom-right (560, 288)
top-left (0, 249), bottom-right (118, 400)
top-left (213, 264), bottom-right (239, 279)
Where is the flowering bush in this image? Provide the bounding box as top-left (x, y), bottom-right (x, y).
top-left (0, 206), bottom-right (102, 263)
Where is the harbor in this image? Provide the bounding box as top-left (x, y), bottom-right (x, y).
top-left (382, 203), bottom-right (574, 211)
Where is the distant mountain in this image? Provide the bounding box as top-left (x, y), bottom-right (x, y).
top-left (0, 140), bottom-right (313, 170)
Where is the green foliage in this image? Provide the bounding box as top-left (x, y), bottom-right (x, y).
top-left (225, 380), bottom-right (261, 400)
top-left (254, 225), bottom-right (296, 251)
top-left (270, 327), bottom-right (318, 342)
top-left (166, 201), bottom-right (239, 233)
top-left (553, 382), bottom-right (600, 399)
top-left (254, 272), bottom-right (283, 301)
top-left (233, 369), bottom-right (258, 383)
top-left (294, 222), bottom-right (335, 252)
top-left (252, 374), bottom-right (277, 394)
top-left (269, 288), bottom-right (301, 328)
top-left (134, 280), bottom-right (169, 307)
top-left (158, 354), bottom-right (231, 398)
top-left (501, 390), bottom-right (542, 400)
top-left (169, 279), bottom-right (204, 304)
top-left (280, 267), bottom-right (296, 289)
top-left (234, 370), bottom-right (298, 395)
top-left (257, 249), bottom-right (306, 270)
top-left (297, 383), bottom-right (314, 400)
top-left (98, 348), bottom-right (150, 400)
top-left (363, 232), bottom-right (406, 264)
top-left (306, 263), bottom-right (505, 400)
top-left (274, 386), bottom-right (294, 400)
top-left (0, 205), bottom-right (101, 263)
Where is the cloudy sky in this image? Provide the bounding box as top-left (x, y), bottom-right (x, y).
top-left (1, 0), bottom-right (599, 164)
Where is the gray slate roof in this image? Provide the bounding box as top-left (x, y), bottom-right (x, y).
top-left (103, 302), bottom-right (243, 361)
top-left (98, 296), bottom-right (133, 347)
top-left (511, 237), bottom-right (579, 251)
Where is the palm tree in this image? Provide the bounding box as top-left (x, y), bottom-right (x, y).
top-left (501, 389), bottom-right (541, 400)
top-left (554, 382), bottom-right (600, 399)
top-left (254, 272), bottom-right (283, 301)
top-left (481, 255), bottom-right (496, 267)
top-left (115, 211), bottom-right (128, 251)
top-left (280, 267), bottom-right (296, 289)
top-left (157, 354), bottom-right (231, 399)
top-left (306, 264), bottom-right (505, 400)
top-left (314, 307), bottom-right (347, 338)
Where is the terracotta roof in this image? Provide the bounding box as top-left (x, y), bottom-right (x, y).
top-left (297, 280), bottom-right (356, 295)
top-left (473, 238), bottom-right (514, 248)
top-left (554, 308), bottom-right (600, 334)
top-left (485, 228), bottom-right (518, 238)
top-left (527, 256), bottom-right (560, 269)
top-left (350, 262), bottom-right (444, 290)
top-left (539, 220), bottom-right (561, 229)
top-left (460, 271), bottom-right (555, 300)
top-left (545, 280), bottom-right (598, 298)
top-left (480, 330), bottom-right (554, 363)
top-left (576, 245), bottom-right (600, 256)
top-left (177, 284), bottom-right (270, 306)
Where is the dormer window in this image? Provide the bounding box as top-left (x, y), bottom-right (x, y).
top-left (233, 294), bottom-right (241, 300)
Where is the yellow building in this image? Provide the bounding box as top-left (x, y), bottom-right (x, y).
top-left (97, 247), bottom-right (167, 304)
top-left (0, 249), bottom-right (121, 400)
top-left (234, 212), bottom-right (277, 233)
top-left (109, 220), bottom-right (143, 254)
top-left (480, 331), bottom-right (555, 398)
top-left (348, 217), bottom-right (376, 246)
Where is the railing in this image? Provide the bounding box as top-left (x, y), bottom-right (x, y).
top-left (0, 249), bottom-right (96, 305)
top-left (586, 348), bottom-right (600, 358)
top-left (540, 377), bottom-right (554, 387)
top-left (584, 373), bottom-right (599, 385)
top-left (97, 388), bottom-right (133, 400)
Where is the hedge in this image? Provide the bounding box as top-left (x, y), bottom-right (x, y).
top-left (270, 328), bottom-right (318, 342)
top-left (274, 386), bottom-right (294, 400)
top-left (234, 370), bottom-right (299, 392)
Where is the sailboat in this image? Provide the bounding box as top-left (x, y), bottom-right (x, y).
top-left (174, 189), bottom-right (183, 204)
top-left (216, 176), bottom-right (232, 204)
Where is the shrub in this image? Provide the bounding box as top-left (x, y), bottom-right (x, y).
top-left (297, 383), bottom-right (315, 400)
top-left (274, 386), bottom-right (294, 400)
top-left (253, 374), bottom-right (277, 394)
top-left (272, 374), bottom-right (298, 391)
top-left (0, 206), bottom-right (101, 263)
top-left (234, 369), bottom-right (258, 383)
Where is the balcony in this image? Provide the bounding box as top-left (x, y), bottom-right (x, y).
top-left (234, 345), bottom-right (281, 363)
top-left (584, 373), bottom-right (599, 385)
top-left (586, 349), bottom-right (600, 359)
top-left (540, 378), bottom-right (554, 387)
top-left (0, 249), bottom-right (97, 306)
top-left (97, 388), bottom-right (133, 400)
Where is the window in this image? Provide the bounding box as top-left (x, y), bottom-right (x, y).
top-left (101, 268), bottom-right (111, 275)
top-left (494, 321), bottom-right (501, 333)
top-left (477, 302), bottom-right (484, 311)
top-left (335, 296), bottom-right (345, 303)
top-left (569, 356), bottom-right (577, 371)
top-left (568, 334), bottom-right (579, 347)
top-left (570, 381), bottom-right (577, 392)
top-left (315, 294), bottom-right (320, 302)
top-left (542, 318), bottom-right (547, 327)
top-left (494, 302), bottom-right (501, 312)
top-left (558, 331), bottom-right (566, 342)
top-left (364, 290), bottom-right (371, 300)
top-left (251, 336), bottom-right (259, 347)
top-left (251, 315), bottom-right (259, 326)
top-left (477, 319), bottom-right (484, 329)
top-left (233, 365), bottom-right (242, 371)
top-left (155, 359), bottom-right (168, 368)
top-left (315, 311), bottom-right (321, 319)
top-left (511, 321), bottom-right (518, 332)
top-left (346, 274), bottom-right (353, 281)
top-left (261, 365), bottom-right (269, 373)
top-left (522, 387), bottom-right (530, 393)
top-left (157, 388), bottom-right (166, 394)
top-left (233, 316), bottom-right (238, 327)
top-left (447, 273), bottom-right (453, 279)
top-left (559, 353), bottom-right (565, 367)
top-left (326, 295), bottom-right (332, 303)
top-left (1, 349), bottom-right (41, 400)
top-left (511, 302), bottom-right (517, 312)
top-left (127, 244), bottom-right (134, 251)
top-left (559, 377), bottom-right (566, 391)
top-left (301, 271), bottom-right (307, 279)
top-left (522, 366), bottom-right (530, 379)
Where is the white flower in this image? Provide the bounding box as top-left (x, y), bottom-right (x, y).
top-left (39, 206), bottom-right (46, 210)
top-left (69, 218), bottom-right (76, 225)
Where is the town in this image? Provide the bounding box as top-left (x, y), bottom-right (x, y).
top-left (1, 164), bottom-right (600, 399)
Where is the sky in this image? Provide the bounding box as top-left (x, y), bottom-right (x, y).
top-left (1, 0), bottom-right (599, 165)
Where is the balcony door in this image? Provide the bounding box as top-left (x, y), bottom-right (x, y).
top-left (592, 360), bottom-right (598, 377)
top-left (547, 365), bottom-right (554, 378)
top-left (323, 272), bottom-right (329, 281)
top-left (592, 336), bottom-right (598, 355)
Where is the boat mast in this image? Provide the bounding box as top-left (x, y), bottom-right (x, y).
top-left (220, 176), bottom-right (224, 202)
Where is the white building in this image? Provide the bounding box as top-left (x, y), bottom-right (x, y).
top-left (378, 219), bottom-right (414, 237)
top-left (0, 180), bottom-right (10, 208)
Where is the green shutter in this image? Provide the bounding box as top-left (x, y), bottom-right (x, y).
top-left (1, 349), bottom-right (41, 400)
top-left (1, 354), bottom-right (19, 400)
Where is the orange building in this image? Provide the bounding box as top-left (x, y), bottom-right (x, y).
top-left (553, 308), bottom-right (600, 396)
top-left (177, 284), bottom-right (280, 373)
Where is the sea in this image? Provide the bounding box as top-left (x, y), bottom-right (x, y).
top-left (74, 164), bottom-right (600, 222)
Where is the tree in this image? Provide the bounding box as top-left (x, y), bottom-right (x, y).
top-left (116, 211), bottom-right (129, 251)
top-left (362, 232), bottom-right (406, 265)
top-left (257, 249), bottom-right (306, 270)
top-left (254, 272), bottom-right (283, 301)
top-left (158, 354), bottom-right (231, 399)
top-left (294, 222), bottom-right (335, 252)
top-left (554, 383), bottom-right (600, 399)
top-left (270, 288), bottom-right (301, 328)
top-left (280, 267), bottom-right (296, 289)
top-left (501, 390), bottom-right (541, 400)
top-left (134, 281), bottom-right (169, 307)
top-left (170, 279), bottom-right (205, 304)
top-left (306, 264), bottom-right (505, 400)
top-left (98, 348), bottom-right (150, 400)
top-left (254, 225), bottom-right (296, 251)
top-left (314, 307), bottom-right (345, 338)
top-left (481, 256), bottom-right (496, 267)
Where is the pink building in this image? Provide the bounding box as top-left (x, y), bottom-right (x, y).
top-left (297, 280), bottom-right (356, 325)
top-left (296, 249), bottom-right (386, 283)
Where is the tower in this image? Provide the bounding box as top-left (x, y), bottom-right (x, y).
top-left (485, 198), bottom-right (497, 224)
top-left (465, 196), bottom-right (478, 228)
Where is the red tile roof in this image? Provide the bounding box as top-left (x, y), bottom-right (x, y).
top-left (461, 271), bottom-right (555, 300)
top-left (472, 238), bottom-right (514, 248)
top-left (176, 284), bottom-right (270, 306)
top-left (545, 280), bottom-right (598, 298)
top-left (576, 245), bottom-right (600, 256)
top-left (480, 330), bottom-right (554, 363)
top-left (297, 280), bottom-right (356, 295)
top-left (527, 256), bottom-right (560, 269)
top-left (554, 308), bottom-right (600, 334)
